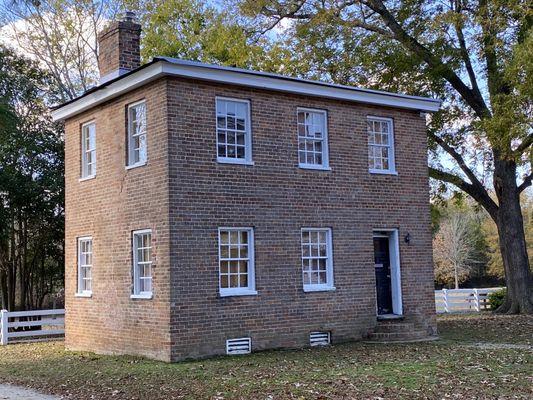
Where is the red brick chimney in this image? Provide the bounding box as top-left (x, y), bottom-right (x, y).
top-left (97, 11), bottom-right (141, 84)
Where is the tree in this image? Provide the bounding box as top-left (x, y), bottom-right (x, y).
top-left (484, 195), bottom-right (533, 279)
top-left (234, 0), bottom-right (533, 313)
top-left (0, 0), bottom-right (120, 102)
top-left (123, 0), bottom-right (287, 70)
top-left (0, 45), bottom-right (64, 310)
top-left (434, 211), bottom-right (481, 288)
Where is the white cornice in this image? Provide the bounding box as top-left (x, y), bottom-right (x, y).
top-left (52, 59), bottom-right (440, 121)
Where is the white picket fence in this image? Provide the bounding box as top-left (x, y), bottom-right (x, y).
top-left (0, 309), bottom-right (65, 345)
top-left (435, 287), bottom-right (504, 313)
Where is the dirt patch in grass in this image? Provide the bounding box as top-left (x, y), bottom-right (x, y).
top-left (0, 314), bottom-right (531, 399)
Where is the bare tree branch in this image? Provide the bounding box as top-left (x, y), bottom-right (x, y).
top-left (452, 0), bottom-right (482, 98)
top-left (362, 0), bottom-right (491, 119)
top-left (514, 133), bottom-right (533, 155)
top-left (429, 167), bottom-right (498, 219)
top-left (518, 173), bottom-right (532, 193)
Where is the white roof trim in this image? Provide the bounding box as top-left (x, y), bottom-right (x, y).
top-left (51, 59), bottom-right (440, 121)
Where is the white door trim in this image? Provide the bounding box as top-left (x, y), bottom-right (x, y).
top-left (373, 229), bottom-right (403, 316)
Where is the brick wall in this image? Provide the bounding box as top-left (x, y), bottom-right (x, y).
top-left (166, 77), bottom-right (436, 360)
top-left (64, 76), bottom-right (435, 362)
top-left (64, 79), bottom-right (171, 361)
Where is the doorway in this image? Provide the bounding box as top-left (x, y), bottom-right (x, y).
top-left (373, 230), bottom-right (402, 316)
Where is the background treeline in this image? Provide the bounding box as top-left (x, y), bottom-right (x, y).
top-left (432, 194), bottom-right (532, 289)
top-left (0, 48), bottom-right (64, 311)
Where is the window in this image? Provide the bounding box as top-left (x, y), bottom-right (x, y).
top-left (132, 230), bottom-right (152, 298)
top-left (218, 228), bottom-right (256, 296)
top-left (81, 122), bottom-right (96, 179)
top-left (367, 117), bottom-right (396, 174)
top-left (216, 98), bottom-right (252, 164)
top-left (127, 101), bottom-right (147, 168)
top-left (77, 237), bottom-right (93, 296)
top-left (297, 109), bottom-right (329, 169)
top-left (301, 228), bottom-right (334, 292)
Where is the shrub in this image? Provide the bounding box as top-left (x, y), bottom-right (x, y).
top-left (488, 288), bottom-right (507, 311)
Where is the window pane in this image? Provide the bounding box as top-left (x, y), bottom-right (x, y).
top-left (220, 274), bottom-right (229, 288)
top-left (128, 102), bottom-right (147, 166)
top-left (133, 231), bottom-right (152, 295)
top-left (216, 100), bottom-right (249, 160)
top-left (301, 229), bottom-right (331, 288)
top-left (219, 229), bottom-right (253, 292)
top-left (78, 239), bottom-right (92, 293)
top-left (297, 110), bottom-right (326, 167)
top-left (368, 118), bottom-right (393, 171)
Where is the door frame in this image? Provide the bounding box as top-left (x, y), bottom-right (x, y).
top-left (372, 229), bottom-right (403, 316)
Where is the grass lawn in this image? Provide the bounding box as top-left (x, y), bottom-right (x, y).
top-left (0, 314), bottom-right (531, 399)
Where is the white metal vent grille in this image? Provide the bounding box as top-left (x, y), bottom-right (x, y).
top-left (226, 337), bottom-right (251, 355)
top-left (310, 331), bottom-right (331, 346)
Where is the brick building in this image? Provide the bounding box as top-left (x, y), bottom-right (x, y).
top-left (52, 13), bottom-right (441, 362)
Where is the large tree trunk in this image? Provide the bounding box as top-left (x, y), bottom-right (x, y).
top-left (493, 158), bottom-right (533, 314)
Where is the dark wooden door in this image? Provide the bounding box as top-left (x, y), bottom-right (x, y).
top-left (373, 236), bottom-right (393, 315)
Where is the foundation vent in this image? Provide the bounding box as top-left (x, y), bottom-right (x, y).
top-left (226, 337), bottom-right (251, 355)
top-left (310, 331), bottom-right (331, 346)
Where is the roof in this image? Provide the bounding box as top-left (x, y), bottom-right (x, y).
top-left (51, 57), bottom-right (441, 121)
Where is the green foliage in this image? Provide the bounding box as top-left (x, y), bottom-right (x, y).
top-left (0, 45), bottom-right (64, 310)
top-left (489, 288), bottom-right (507, 311)
top-left (123, 0), bottom-right (282, 70)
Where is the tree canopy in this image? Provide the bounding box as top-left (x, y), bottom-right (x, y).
top-left (0, 46), bottom-right (64, 310)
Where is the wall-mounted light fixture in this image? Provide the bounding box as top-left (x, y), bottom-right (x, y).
top-left (404, 232), bottom-right (411, 244)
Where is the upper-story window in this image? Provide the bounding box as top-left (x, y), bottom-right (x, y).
top-left (301, 228), bottom-right (334, 292)
top-left (218, 227), bottom-right (256, 296)
top-left (297, 109), bottom-right (329, 170)
top-left (127, 100), bottom-right (147, 168)
top-left (77, 237), bottom-right (93, 296)
top-left (216, 97), bottom-right (252, 165)
top-left (81, 122), bottom-right (96, 179)
top-left (367, 116), bottom-right (396, 174)
top-left (132, 229), bottom-right (153, 299)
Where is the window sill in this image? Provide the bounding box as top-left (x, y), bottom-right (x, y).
top-left (126, 162), bottom-right (147, 170)
top-left (130, 293), bottom-right (153, 300)
top-left (369, 169), bottom-right (398, 176)
top-left (299, 164), bottom-right (331, 171)
top-left (79, 175), bottom-right (96, 182)
top-left (219, 289), bottom-right (258, 297)
top-left (303, 286), bottom-right (336, 293)
top-left (74, 292), bottom-right (92, 298)
top-left (217, 158), bottom-right (254, 166)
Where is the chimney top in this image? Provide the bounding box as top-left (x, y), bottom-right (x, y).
top-left (97, 12), bottom-right (141, 84)
top-left (119, 10), bottom-right (138, 23)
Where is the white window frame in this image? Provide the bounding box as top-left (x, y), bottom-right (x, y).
top-left (80, 121), bottom-right (96, 180)
top-left (367, 116), bottom-right (397, 175)
top-left (301, 228), bottom-right (335, 292)
top-left (126, 100), bottom-right (147, 169)
top-left (215, 97), bottom-right (253, 165)
top-left (218, 227), bottom-right (257, 297)
top-left (131, 229), bottom-right (153, 299)
top-left (76, 236), bottom-right (93, 297)
top-left (297, 108), bottom-right (330, 170)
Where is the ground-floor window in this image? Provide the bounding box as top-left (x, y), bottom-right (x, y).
top-left (77, 237), bottom-right (93, 296)
top-left (301, 228), bottom-right (334, 291)
top-left (218, 227), bottom-right (256, 296)
top-left (132, 229), bottom-right (153, 298)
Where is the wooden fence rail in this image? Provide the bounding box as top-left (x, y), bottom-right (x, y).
top-left (0, 309), bottom-right (65, 345)
top-left (435, 287), bottom-right (505, 314)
